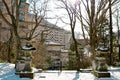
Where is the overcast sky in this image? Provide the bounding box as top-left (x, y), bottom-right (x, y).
top-left (47, 0), bottom-right (83, 33)
top-left (47, 0), bottom-right (118, 33)
top-left (27, 0), bottom-right (119, 34)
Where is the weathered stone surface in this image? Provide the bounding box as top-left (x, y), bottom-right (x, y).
top-left (92, 71), bottom-right (110, 78)
top-left (15, 72), bottom-right (34, 79)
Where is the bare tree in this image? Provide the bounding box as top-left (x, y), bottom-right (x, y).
top-left (23, 0), bottom-right (49, 41)
top-left (57, 0), bottom-right (81, 71)
top-left (78, 0), bottom-right (109, 56)
top-left (76, 0), bottom-right (119, 57)
top-left (115, 8), bottom-right (120, 61)
top-left (108, 0), bottom-right (120, 65)
top-left (0, 0), bottom-right (22, 64)
top-left (0, 0), bottom-right (50, 68)
top-left (109, 0), bottom-right (113, 65)
top-left (55, 0), bottom-right (120, 69)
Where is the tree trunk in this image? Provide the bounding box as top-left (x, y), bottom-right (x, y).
top-left (13, 25), bottom-right (21, 68)
top-left (7, 30), bottom-right (13, 63)
top-left (116, 9), bottom-right (120, 61)
top-left (71, 29), bottom-right (80, 71)
top-left (118, 44), bottom-right (120, 62)
top-left (109, 0), bottom-right (113, 65)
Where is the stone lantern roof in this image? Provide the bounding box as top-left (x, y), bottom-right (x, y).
top-left (22, 43), bottom-right (36, 51)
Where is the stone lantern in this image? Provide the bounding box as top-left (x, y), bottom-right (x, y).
top-left (15, 42), bottom-right (36, 79)
top-left (92, 57), bottom-right (110, 78)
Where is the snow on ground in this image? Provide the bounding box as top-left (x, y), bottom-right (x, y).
top-left (0, 63), bottom-right (30, 80)
top-left (0, 63), bottom-right (120, 80)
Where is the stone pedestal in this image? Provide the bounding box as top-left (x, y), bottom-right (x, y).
top-left (92, 57), bottom-right (110, 78)
top-left (16, 59), bottom-right (32, 72)
top-left (92, 71), bottom-right (110, 78)
top-left (15, 72), bottom-right (34, 79)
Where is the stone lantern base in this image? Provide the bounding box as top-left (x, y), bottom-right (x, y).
top-left (92, 56), bottom-right (110, 78)
top-left (15, 72), bottom-right (34, 79)
top-left (92, 71), bottom-right (110, 78)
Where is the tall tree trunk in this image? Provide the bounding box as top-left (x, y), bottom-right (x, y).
top-left (118, 22), bottom-right (120, 61)
top-left (71, 29), bottom-right (80, 71)
top-left (109, 0), bottom-right (113, 65)
top-left (7, 31), bottom-right (13, 63)
top-left (90, 0), bottom-right (96, 57)
top-left (116, 9), bottom-right (120, 61)
top-left (12, 21), bottom-right (21, 68)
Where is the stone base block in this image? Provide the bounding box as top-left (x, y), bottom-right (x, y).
top-left (92, 71), bottom-right (110, 78)
top-left (15, 72), bottom-right (34, 79)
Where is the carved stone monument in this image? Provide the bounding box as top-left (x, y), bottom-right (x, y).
top-left (15, 43), bottom-right (36, 79)
top-left (92, 57), bottom-right (110, 78)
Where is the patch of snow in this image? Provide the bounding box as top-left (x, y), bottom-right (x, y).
top-left (0, 63), bottom-right (31, 80)
top-left (0, 63), bottom-right (120, 80)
